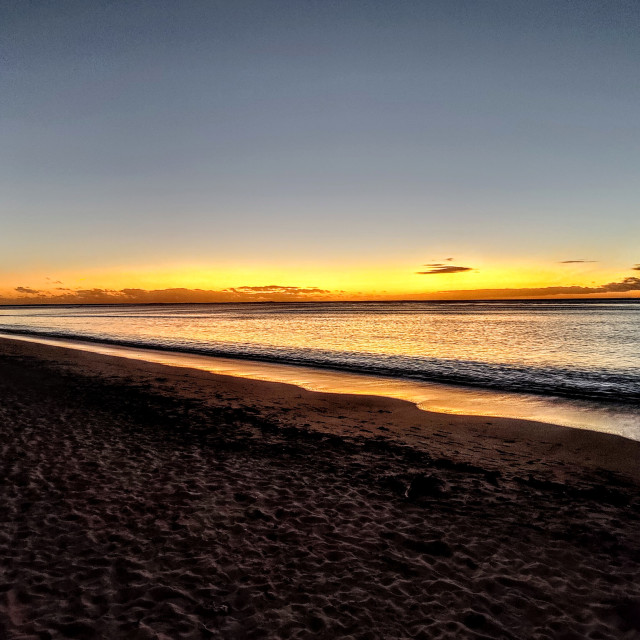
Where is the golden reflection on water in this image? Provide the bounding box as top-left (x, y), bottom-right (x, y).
top-left (3, 333), bottom-right (639, 441)
top-left (1, 302), bottom-right (636, 372)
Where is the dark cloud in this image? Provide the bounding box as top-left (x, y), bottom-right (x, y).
top-left (227, 285), bottom-right (330, 294)
top-left (433, 277), bottom-right (640, 299)
top-left (632, 264), bottom-right (640, 271)
top-left (559, 260), bottom-right (597, 264)
top-left (15, 286), bottom-right (41, 295)
top-left (1, 285), bottom-right (334, 305)
top-left (417, 264), bottom-right (474, 275)
top-left (4, 275), bottom-right (639, 305)
top-left (599, 277), bottom-right (640, 293)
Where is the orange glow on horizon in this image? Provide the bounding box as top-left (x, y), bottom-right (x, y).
top-left (1, 259), bottom-right (639, 304)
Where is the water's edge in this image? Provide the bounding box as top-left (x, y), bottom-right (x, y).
top-left (2, 330), bottom-right (638, 442)
top-left (0, 326), bottom-right (637, 405)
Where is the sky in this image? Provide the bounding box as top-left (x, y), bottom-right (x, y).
top-left (1, 0), bottom-right (639, 303)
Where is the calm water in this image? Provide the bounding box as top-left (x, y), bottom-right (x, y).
top-left (0, 300), bottom-right (638, 403)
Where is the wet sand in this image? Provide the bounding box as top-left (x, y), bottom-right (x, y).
top-left (1, 336), bottom-right (639, 639)
top-left (3, 332), bottom-right (639, 440)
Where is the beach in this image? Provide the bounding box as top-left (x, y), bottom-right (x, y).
top-left (1, 336), bottom-right (639, 639)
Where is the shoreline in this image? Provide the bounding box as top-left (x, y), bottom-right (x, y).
top-left (2, 331), bottom-right (639, 442)
top-left (2, 336), bottom-right (640, 638)
top-left (1, 335), bottom-right (639, 482)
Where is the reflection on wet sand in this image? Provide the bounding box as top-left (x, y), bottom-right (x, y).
top-left (3, 332), bottom-right (638, 441)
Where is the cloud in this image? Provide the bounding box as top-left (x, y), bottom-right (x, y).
top-left (4, 274), bottom-right (640, 305)
top-left (226, 285), bottom-right (330, 294)
top-left (598, 276), bottom-right (640, 293)
top-left (432, 276), bottom-right (640, 299)
top-left (417, 263), bottom-right (474, 275)
top-left (632, 264), bottom-right (640, 271)
top-left (2, 285), bottom-right (334, 305)
top-left (14, 286), bottom-right (41, 295)
top-left (559, 260), bottom-right (597, 264)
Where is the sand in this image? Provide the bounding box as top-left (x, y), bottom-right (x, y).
top-left (1, 337), bottom-right (639, 639)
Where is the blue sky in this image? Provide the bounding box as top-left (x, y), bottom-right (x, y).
top-left (2, 0), bottom-right (639, 301)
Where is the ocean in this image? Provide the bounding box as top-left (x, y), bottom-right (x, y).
top-left (1, 300), bottom-right (639, 437)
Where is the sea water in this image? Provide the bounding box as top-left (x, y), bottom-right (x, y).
top-left (1, 300), bottom-right (638, 438)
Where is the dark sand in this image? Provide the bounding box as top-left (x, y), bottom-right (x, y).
top-left (1, 337), bottom-right (639, 639)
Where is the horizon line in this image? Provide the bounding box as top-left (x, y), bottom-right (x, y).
top-left (1, 296), bottom-right (639, 308)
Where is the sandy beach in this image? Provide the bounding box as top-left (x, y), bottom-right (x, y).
top-left (1, 336), bottom-right (639, 639)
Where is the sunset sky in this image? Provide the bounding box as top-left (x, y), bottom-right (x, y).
top-left (2, 0), bottom-right (639, 303)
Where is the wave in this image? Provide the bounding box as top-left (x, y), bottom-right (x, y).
top-left (1, 326), bottom-right (638, 405)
